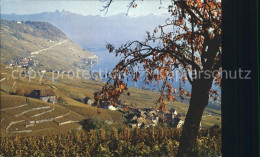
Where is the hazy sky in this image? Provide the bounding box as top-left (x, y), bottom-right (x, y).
top-left (0, 0), bottom-right (172, 17)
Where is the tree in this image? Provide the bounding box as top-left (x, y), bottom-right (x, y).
top-left (94, 0), bottom-right (221, 156)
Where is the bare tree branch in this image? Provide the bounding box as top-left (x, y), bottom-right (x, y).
top-left (100, 0), bottom-right (113, 15)
top-left (126, 0), bottom-right (136, 15)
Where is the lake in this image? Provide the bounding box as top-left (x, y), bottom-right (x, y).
top-left (87, 47), bottom-right (221, 108)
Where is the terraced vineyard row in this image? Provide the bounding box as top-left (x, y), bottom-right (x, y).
top-left (0, 95), bottom-right (85, 136)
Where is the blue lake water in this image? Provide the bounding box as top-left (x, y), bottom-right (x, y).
top-left (89, 50), bottom-right (191, 90)
top-left (87, 48), bottom-right (221, 107)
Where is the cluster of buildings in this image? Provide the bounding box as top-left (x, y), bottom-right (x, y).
top-left (123, 107), bottom-right (186, 129)
top-left (96, 100), bottom-right (186, 129)
top-left (6, 57), bottom-right (40, 68)
top-left (28, 90), bottom-right (186, 129)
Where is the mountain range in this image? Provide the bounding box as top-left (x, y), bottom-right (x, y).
top-left (1, 10), bottom-right (171, 51)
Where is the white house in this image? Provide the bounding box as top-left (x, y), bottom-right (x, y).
top-left (108, 105), bottom-right (117, 111)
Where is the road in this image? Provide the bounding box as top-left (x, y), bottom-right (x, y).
top-left (30, 39), bottom-right (68, 56)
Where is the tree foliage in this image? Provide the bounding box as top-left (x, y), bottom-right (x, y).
top-left (95, 0), bottom-right (221, 110)
top-left (95, 0), bottom-right (222, 155)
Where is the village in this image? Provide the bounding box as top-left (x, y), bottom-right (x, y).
top-left (99, 101), bottom-right (186, 129)
top-left (27, 88), bottom-right (187, 129)
top-left (5, 57), bottom-right (40, 69)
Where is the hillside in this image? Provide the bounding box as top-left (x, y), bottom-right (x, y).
top-left (0, 95), bottom-right (83, 136)
top-left (0, 65), bottom-right (124, 137)
top-left (0, 64), bottom-right (221, 137)
top-left (0, 20), bottom-right (98, 71)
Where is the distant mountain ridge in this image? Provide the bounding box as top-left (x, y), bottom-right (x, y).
top-left (1, 10), bottom-right (171, 50)
top-left (1, 20), bottom-right (67, 41)
top-left (0, 19), bottom-right (97, 71)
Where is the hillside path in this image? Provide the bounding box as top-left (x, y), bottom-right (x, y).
top-left (30, 39), bottom-right (68, 56)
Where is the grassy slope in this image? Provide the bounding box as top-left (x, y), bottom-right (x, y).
top-left (0, 64), bottom-right (221, 137)
top-left (0, 94), bottom-right (84, 136)
top-left (51, 75), bottom-right (221, 127)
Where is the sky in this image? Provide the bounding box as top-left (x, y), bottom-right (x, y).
top-left (0, 0), bottom-right (172, 17)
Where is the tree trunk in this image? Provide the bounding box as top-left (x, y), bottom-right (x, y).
top-left (176, 78), bottom-right (213, 157)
